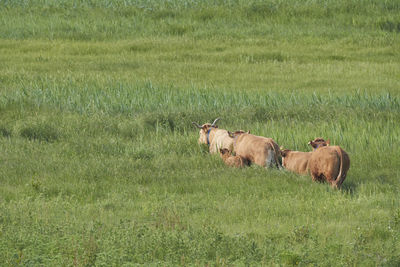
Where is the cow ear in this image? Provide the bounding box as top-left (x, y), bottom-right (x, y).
top-left (326, 139), bottom-right (330, 146)
top-left (308, 141), bottom-right (318, 149)
top-left (281, 150), bottom-right (288, 157)
top-left (219, 148), bottom-right (224, 153)
top-left (307, 140), bottom-right (312, 146)
top-left (228, 131), bottom-right (234, 138)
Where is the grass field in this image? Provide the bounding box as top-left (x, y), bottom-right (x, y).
top-left (1, 0), bottom-right (400, 266)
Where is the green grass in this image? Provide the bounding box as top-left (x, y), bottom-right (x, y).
top-left (1, 38), bottom-right (399, 95)
top-left (1, 0), bottom-right (400, 266)
top-left (1, 0), bottom-right (400, 40)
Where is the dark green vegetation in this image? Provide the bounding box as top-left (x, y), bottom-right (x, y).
top-left (1, 0), bottom-right (400, 265)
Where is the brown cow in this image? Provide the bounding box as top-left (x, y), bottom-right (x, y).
top-left (280, 149), bottom-right (312, 175)
top-left (228, 131), bottom-right (281, 169)
top-left (219, 148), bottom-right (249, 168)
top-left (308, 138), bottom-right (350, 189)
top-left (192, 118), bottom-right (233, 154)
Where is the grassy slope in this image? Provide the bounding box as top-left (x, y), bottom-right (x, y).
top-left (1, 0), bottom-right (400, 266)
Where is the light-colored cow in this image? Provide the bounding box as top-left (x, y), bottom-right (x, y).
top-left (192, 118), bottom-right (233, 154)
top-left (228, 131), bottom-right (281, 169)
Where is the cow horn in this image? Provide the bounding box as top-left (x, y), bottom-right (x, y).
top-left (192, 122), bottom-right (203, 129)
top-left (211, 118), bottom-right (220, 127)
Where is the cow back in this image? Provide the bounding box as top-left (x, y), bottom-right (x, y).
top-left (308, 146), bottom-right (350, 185)
top-left (234, 134), bottom-right (280, 167)
top-left (283, 151), bottom-right (312, 175)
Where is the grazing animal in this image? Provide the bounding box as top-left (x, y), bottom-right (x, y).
top-left (192, 118), bottom-right (234, 154)
top-left (229, 131), bottom-right (281, 169)
top-left (308, 138), bottom-right (350, 188)
top-left (219, 148), bottom-right (249, 168)
top-left (280, 149), bottom-right (312, 175)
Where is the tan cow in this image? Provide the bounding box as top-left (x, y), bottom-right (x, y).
top-left (280, 149), bottom-right (312, 175)
top-left (192, 118), bottom-right (233, 154)
top-left (219, 148), bottom-right (249, 168)
top-left (228, 131), bottom-right (281, 169)
top-left (308, 138), bottom-right (350, 189)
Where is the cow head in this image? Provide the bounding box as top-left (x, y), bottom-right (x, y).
top-left (280, 149), bottom-right (290, 158)
top-left (219, 148), bottom-right (231, 159)
top-left (220, 148), bottom-right (230, 155)
top-left (280, 147), bottom-right (291, 167)
top-left (192, 118), bottom-right (220, 145)
top-left (308, 138), bottom-right (330, 150)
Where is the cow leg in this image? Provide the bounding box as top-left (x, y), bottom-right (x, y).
top-left (209, 142), bottom-right (217, 154)
top-left (254, 156), bottom-right (266, 167)
top-left (325, 172), bottom-right (335, 184)
top-left (334, 173), bottom-right (346, 189)
top-left (311, 172), bottom-right (325, 183)
top-left (310, 172), bottom-right (319, 182)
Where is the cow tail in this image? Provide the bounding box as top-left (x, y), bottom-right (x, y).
top-left (333, 146), bottom-right (345, 188)
top-left (269, 140), bottom-right (282, 169)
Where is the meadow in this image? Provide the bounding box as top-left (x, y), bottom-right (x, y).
top-left (1, 0), bottom-right (400, 265)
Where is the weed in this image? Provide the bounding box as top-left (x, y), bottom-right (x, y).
top-left (378, 19), bottom-right (400, 33)
top-left (0, 126), bottom-right (11, 137)
top-left (19, 123), bottom-right (59, 142)
top-left (280, 251), bottom-right (302, 266)
top-left (292, 226), bottom-right (310, 243)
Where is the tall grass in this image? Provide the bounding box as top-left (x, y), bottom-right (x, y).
top-left (2, 78), bottom-right (399, 119)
